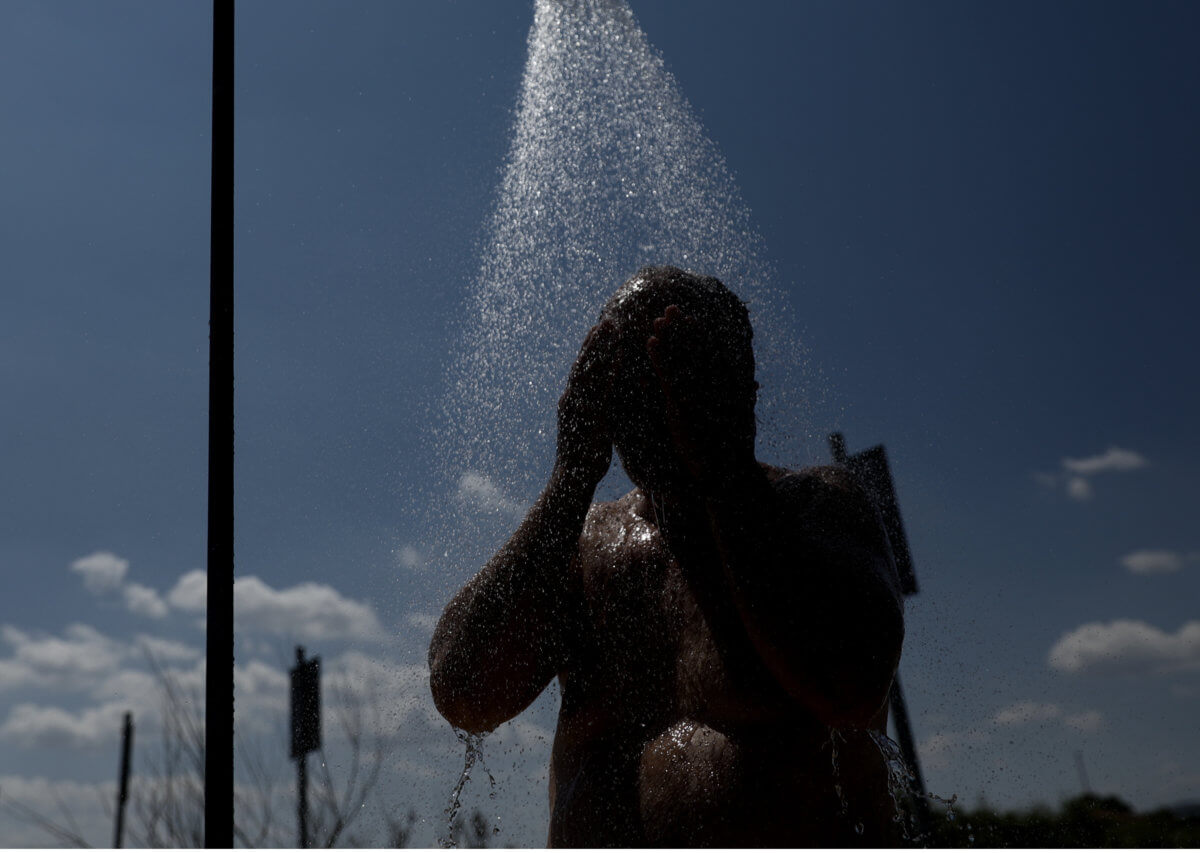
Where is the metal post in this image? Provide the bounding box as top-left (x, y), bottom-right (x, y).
top-left (291, 646), bottom-right (321, 848)
top-left (113, 712), bottom-right (134, 848)
top-left (829, 432), bottom-right (931, 836)
top-left (205, 0), bottom-right (235, 847)
top-left (298, 753), bottom-right (308, 849)
top-left (1075, 750), bottom-right (1092, 794)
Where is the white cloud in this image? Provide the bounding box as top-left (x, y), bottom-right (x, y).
top-left (917, 729), bottom-right (990, 772)
top-left (1066, 476), bottom-right (1092, 501)
top-left (1062, 446), bottom-right (1148, 475)
top-left (0, 624), bottom-right (125, 689)
top-left (1032, 471), bottom-right (1058, 489)
top-left (69, 551), bottom-right (129, 593)
top-left (1121, 549), bottom-right (1184, 575)
top-left (406, 612), bottom-right (439, 636)
top-left (1064, 710), bottom-right (1105, 732)
top-left (396, 544), bottom-right (423, 571)
top-left (0, 700), bottom-right (131, 749)
top-left (236, 576), bottom-right (385, 642)
top-left (0, 658), bottom-right (38, 690)
top-left (167, 569), bottom-right (207, 610)
top-left (167, 570), bottom-right (384, 642)
top-left (1048, 619), bottom-right (1200, 674)
top-left (89, 667), bottom-right (160, 709)
top-left (123, 582), bottom-right (168, 618)
top-left (1037, 445), bottom-right (1148, 500)
top-left (990, 700), bottom-right (1104, 734)
top-left (134, 634), bottom-right (201, 663)
top-left (992, 700), bottom-right (1062, 726)
top-left (455, 471), bottom-right (524, 517)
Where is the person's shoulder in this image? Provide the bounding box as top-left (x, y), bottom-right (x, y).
top-left (578, 488), bottom-right (653, 548)
top-left (582, 488), bottom-right (642, 527)
top-left (768, 464), bottom-right (886, 546)
top-left (766, 462), bottom-right (863, 500)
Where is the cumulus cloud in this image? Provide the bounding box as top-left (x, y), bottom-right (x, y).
top-left (1066, 477), bottom-right (1093, 501)
top-left (992, 700), bottom-right (1062, 726)
top-left (1036, 445), bottom-right (1148, 501)
top-left (396, 544), bottom-right (424, 572)
top-left (237, 576), bottom-right (385, 642)
top-left (1048, 619), bottom-right (1200, 674)
top-left (1062, 447), bottom-right (1148, 475)
top-left (455, 471), bottom-right (524, 518)
top-left (168, 570), bottom-right (385, 643)
top-left (0, 624), bottom-right (125, 689)
top-left (0, 700), bottom-right (132, 749)
top-left (991, 700), bottom-right (1104, 733)
top-left (406, 612), bottom-right (439, 635)
top-left (1064, 710), bottom-right (1105, 732)
top-left (123, 583), bottom-right (168, 618)
top-left (134, 634), bottom-right (201, 663)
top-left (167, 569), bottom-right (206, 610)
top-left (1121, 549), bottom-right (1185, 575)
top-left (917, 729), bottom-right (990, 772)
top-left (69, 551), bottom-right (129, 593)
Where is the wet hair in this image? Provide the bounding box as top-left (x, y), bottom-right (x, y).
top-left (599, 264), bottom-right (754, 395)
top-left (597, 265), bottom-right (757, 488)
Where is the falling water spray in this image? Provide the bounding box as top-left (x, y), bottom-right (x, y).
top-left (426, 0), bottom-right (825, 836)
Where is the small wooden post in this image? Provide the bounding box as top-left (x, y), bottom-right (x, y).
top-left (113, 712), bottom-right (134, 848)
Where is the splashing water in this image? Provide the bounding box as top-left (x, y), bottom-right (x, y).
top-left (869, 730), bottom-right (920, 840)
top-left (869, 729), bottom-right (960, 842)
top-left (827, 728), bottom-right (850, 818)
top-left (434, 0), bottom-right (822, 576)
top-left (439, 730), bottom-right (492, 848)
top-left (424, 0), bottom-right (831, 830)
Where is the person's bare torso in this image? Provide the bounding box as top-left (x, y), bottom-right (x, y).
top-left (546, 469), bottom-right (899, 847)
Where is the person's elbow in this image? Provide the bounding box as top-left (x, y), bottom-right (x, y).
top-left (428, 644), bottom-right (505, 735)
top-left (814, 601), bottom-right (905, 729)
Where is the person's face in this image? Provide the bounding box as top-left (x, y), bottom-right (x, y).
top-left (607, 322), bottom-right (756, 495)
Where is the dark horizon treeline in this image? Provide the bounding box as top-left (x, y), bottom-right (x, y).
top-left (919, 793), bottom-right (1200, 848)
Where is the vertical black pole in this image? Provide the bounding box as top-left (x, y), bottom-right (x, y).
top-left (113, 712), bottom-right (134, 848)
top-left (291, 646), bottom-right (321, 848)
top-left (298, 754), bottom-right (309, 849)
top-left (206, 0), bottom-right (235, 848)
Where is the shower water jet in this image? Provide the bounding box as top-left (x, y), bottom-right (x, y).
top-left (424, 0), bottom-right (833, 836)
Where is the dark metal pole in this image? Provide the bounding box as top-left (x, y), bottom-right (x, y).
top-left (298, 753), bottom-right (309, 849)
top-left (290, 645), bottom-right (321, 848)
top-left (113, 712), bottom-right (134, 848)
top-left (206, 0), bottom-right (235, 847)
top-left (1075, 749), bottom-right (1092, 794)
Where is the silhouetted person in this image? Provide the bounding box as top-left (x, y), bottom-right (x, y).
top-left (430, 266), bottom-right (905, 846)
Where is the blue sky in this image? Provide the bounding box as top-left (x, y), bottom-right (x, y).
top-left (1, 0), bottom-right (1198, 846)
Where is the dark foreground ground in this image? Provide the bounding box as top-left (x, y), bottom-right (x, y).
top-left (920, 794), bottom-right (1200, 848)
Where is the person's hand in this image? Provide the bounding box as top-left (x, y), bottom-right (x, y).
top-left (647, 305), bottom-right (755, 490)
top-left (556, 320), bottom-right (615, 489)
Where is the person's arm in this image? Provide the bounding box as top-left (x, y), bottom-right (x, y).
top-left (647, 306), bottom-right (903, 728)
top-left (428, 322), bottom-right (615, 734)
top-left (704, 465), bottom-right (904, 728)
